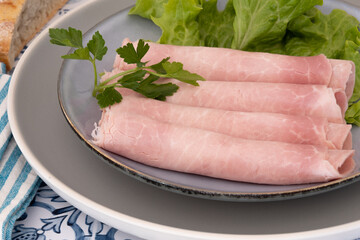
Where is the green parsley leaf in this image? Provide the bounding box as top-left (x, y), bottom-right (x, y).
top-left (149, 57), bottom-right (170, 74)
top-left (119, 70), bottom-right (147, 84)
top-left (121, 80), bottom-right (140, 90)
top-left (87, 31), bottom-right (108, 61)
top-left (162, 61), bottom-right (182, 73)
top-left (162, 61), bottom-right (205, 85)
top-left (136, 39), bottom-right (150, 63)
top-left (50, 27), bottom-right (205, 108)
top-left (119, 70), bottom-right (147, 90)
top-left (62, 47), bottom-right (91, 60)
top-left (116, 43), bottom-right (137, 64)
top-left (137, 75), bottom-right (179, 100)
top-left (116, 39), bottom-right (149, 67)
top-left (96, 87), bottom-right (123, 108)
top-left (49, 27), bottom-right (83, 48)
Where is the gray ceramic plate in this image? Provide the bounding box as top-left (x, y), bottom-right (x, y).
top-left (9, 0), bottom-right (360, 239)
top-left (57, 0), bottom-right (360, 201)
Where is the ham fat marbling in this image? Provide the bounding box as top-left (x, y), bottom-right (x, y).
top-left (164, 81), bottom-right (347, 123)
top-left (92, 110), bottom-right (354, 185)
top-left (92, 40), bottom-right (356, 185)
top-left (104, 96), bottom-right (352, 150)
top-left (115, 39), bottom-right (355, 100)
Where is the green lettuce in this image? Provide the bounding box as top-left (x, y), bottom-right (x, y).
top-left (197, 0), bottom-right (235, 48)
top-left (151, 0), bottom-right (202, 46)
top-left (344, 39), bottom-right (360, 125)
top-left (129, 0), bottom-right (235, 48)
top-left (231, 0), bottom-right (322, 53)
top-left (285, 8), bottom-right (360, 58)
top-left (129, 0), bottom-right (360, 126)
top-left (128, 0), bottom-right (168, 19)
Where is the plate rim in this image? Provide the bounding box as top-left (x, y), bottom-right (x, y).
top-left (7, 0), bottom-right (360, 239)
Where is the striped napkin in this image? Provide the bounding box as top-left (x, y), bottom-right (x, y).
top-left (0, 62), bottom-right (41, 240)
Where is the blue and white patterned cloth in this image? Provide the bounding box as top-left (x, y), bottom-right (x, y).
top-left (0, 64), bottom-right (41, 240)
top-left (12, 183), bottom-right (140, 240)
top-left (0, 1), bottom-right (141, 239)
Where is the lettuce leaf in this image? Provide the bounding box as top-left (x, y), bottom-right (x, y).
top-left (197, 0), bottom-right (235, 48)
top-left (128, 0), bottom-right (168, 19)
top-left (151, 0), bottom-right (202, 46)
top-left (130, 0), bottom-right (235, 48)
top-left (344, 39), bottom-right (360, 102)
top-left (346, 100), bottom-right (360, 126)
top-left (285, 8), bottom-right (360, 58)
top-left (344, 39), bottom-right (360, 125)
top-left (231, 0), bottom-right (322, 53)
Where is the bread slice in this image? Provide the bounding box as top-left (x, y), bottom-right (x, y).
top-left (0, 0), bottom-right (68, 71)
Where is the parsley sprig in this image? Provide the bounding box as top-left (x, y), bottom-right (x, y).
top-left (49, 27), bottom-right (205, 108)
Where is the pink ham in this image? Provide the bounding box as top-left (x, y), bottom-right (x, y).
top-left (106, 95), bottom-right (352, 149)
top-left (115, 39), bottom-right (355, 100)
top-left (330, 59), bottom-right (356, 99)
top-left (100, 69), bottom-right (346, 123)
top-left (92, 39), bottom-right (356, 185)
top-left (142, 80), bottom-right (346, 123)
top-left (92, 110), bottom-right (355, 185)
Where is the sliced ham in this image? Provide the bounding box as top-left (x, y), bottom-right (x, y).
top-left (139, 80), bottom-right (345, 123)
top-left (115, 39), bottom-right (355, 100)
top-left (92, 39), bottom-right (357, 185)
top-left (107, 95), bottom-right (352, 150)
top-left (101, 69), bottom-right (346, 123)
top-left (330, 59), bottom-right (356, 99)
top-left (92, 110), bottom-right (355, 185)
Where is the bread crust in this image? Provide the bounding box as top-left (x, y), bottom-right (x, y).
top-left (0, 0), bottom-right (68, 70)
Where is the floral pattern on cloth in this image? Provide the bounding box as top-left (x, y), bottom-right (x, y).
top-left (12, 182), bottom-right (142, 240)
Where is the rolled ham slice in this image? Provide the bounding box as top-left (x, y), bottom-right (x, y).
top-left (107, 95), bottom-right (352, 150)
top-left (147, 80), bottom-right (346, 123)
top-left (330, 59), bottom-right (356, 99)
top-left (94, 39), bottom-right (356, 185)
top-left (92, 110), bottom-right (355, 185)
top-left (115, 39), bottom-right (355, 100)
top-left (101, 69), bottom-right (346, 123)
